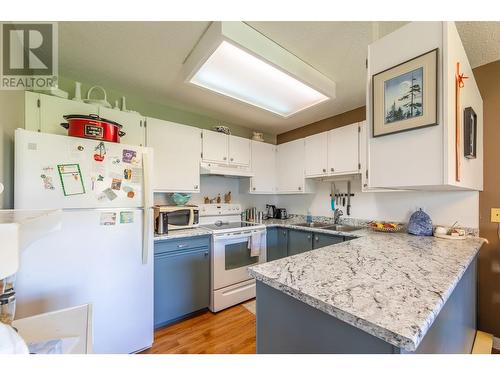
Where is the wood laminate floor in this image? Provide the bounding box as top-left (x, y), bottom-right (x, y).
top-left (141, 304), bottom-right (256, 354)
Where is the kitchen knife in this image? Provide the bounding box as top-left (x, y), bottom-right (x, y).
top-left (347, 180), bottom-right (351, 216)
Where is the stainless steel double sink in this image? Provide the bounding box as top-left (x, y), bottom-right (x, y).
top-left (294, 222), bottom-right (362, 232)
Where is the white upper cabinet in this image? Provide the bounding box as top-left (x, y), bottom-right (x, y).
top-left (228, 135), bottom-right (250, 166)
top-left (367, 22), bottom-right (483, 191)
top-left (38, 94), bottom-right (99, 136)
top-left (276, 139), bottom-right (315, 194)
top-left (249, 141), bottom-right (276, 193)
top-left (146, 118), bottom-right (201, 193)
top-left (98, 107), bottom-right (145, 147)
top-left (202, 130), bottom-right (228, 164)
top-left (328, 123), bottom-right (359, 175)
top-left (202, 130), bottom-right (250, 167)
top-left (305, 132), bottom-right (328, 177)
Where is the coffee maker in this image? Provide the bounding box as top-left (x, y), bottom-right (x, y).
top-left (265, 205), bottom-right (276, 219)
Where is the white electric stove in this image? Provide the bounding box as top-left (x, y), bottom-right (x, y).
top-left (199, 204), bottom-right (266, 312)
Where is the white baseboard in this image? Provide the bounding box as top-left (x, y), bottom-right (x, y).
top-left (493, 336), bottom-right (500, 350)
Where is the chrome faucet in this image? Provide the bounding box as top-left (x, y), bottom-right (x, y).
top-left (334, 209), bottom-right (343, 224)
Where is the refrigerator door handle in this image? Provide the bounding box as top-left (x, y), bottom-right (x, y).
top-left (142, 148), bottom-right (153, 265)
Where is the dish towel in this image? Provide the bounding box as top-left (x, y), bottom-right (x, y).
top-left (248, 232), bottom-right (262, 257)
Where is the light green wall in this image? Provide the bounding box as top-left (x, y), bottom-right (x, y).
top-left (56, 76), bottom-right (276, 144)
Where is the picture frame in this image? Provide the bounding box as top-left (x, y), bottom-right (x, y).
top-left (372, 48), bottom-right (438, 137)
top-left (463, 107), bottom-right (477, 159)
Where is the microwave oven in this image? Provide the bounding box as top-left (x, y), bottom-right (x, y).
top-left (154, 205), bottom-right (199, 234)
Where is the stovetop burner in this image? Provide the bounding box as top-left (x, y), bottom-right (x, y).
top-left (201, 221), bottom-right (264, 231)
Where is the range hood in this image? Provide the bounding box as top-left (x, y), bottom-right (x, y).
top-left (200, 162), bottom-right (254, 178)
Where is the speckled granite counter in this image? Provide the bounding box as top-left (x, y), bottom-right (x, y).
top-left (154, 227), bottom-right (212, 241)
top-left (248, 231), bottom-right (485, 352)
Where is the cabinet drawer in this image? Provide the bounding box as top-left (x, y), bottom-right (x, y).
top-left (154, 235), bottom-right (210, 255)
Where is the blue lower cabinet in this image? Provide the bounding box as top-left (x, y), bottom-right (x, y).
top-left (267, 227), bottom-right (288, 261)
top-left (312, 233), bottom-right (343, 249)
top-left (287, 229), bottom-right (313, 256)
top-left (154, 236), bottom-right (210, 329)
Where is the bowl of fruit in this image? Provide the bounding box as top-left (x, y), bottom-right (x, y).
top-left (368, 221), bottom-right (401, 232)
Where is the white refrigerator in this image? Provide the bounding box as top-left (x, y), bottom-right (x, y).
top-left (14, 129), bottom-right (154, 354)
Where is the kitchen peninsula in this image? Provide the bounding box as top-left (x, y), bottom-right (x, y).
top-left (249, 231), bottom-right (484, 354)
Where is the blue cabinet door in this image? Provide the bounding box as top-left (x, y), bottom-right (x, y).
top-left (267, 227), bottom-right (288, 261)
top-left (312, 233), bottom-right (343, 249)
top-left (154, 239), bottom-right (210, 328)
top-left (287, 229), bottom-right (313, 256)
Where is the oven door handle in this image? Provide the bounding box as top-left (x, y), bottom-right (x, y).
top-left (213, 230), bottom-right (265, 241)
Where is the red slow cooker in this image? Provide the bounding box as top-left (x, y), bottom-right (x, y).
top-left (61, 114), bottom-right (126, 143)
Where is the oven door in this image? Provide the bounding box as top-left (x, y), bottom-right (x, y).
top-left (212, 229), bottom-right (267, 290)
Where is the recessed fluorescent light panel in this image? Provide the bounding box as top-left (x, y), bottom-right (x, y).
top-left (189, 41), bottom-right (330, 117)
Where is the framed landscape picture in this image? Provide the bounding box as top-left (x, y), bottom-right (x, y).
top-left (372, 48), bottom-right (438, 137)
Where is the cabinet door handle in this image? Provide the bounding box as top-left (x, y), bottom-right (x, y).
top-left (194, 185), bottom-right (198, 189)
top-left (230, 158), bottom-right (234, 162)
top-left (323, 168), bottom-right (326, 173)
top-left (315, 236), bottom-right (319, 241)
top-left (307, 235), bottom-right (311, 239)
top-left (298, 186), bottom-right (302, 191)
top-left (204, 251), bottom-right (209, 257)
top-left (223, 156), bottom-right (227, 161)
top-left (177, 244), bottom-right (188, 248)
top-left (252, 187), bottom-right (256, 191)
top-left (331, 168), bottom-right (334, 172)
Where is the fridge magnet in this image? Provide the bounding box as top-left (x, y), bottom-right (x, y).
top-left (91, 160), bottom-right (106, 175)
top-left (111, 178), bottom-right (122, 190)
top-left (97, 174), bottom-right (104, 182)
top-left (100, 212), bottom-right (117, 226)
top-left (40, 166), bottom-right (55, 190)
top-left (124, 168), bottom-right (132, 180)
top-left (40, 174), bottom-right (55, 190)
top-left (102, 187), bottom-right (118, 201)
top-left (122, 185), bottom-right (135, 198)
top-left (119, 211), bottom-right (134, 224)
top-left (70, 142), bottom-right (85, 160)
top-left (110, 156), bottom-right (121, 165)
top-left (57, 164), bottom-right (85, 196)
top-left (122, 149), bottom-right (137, 164)
top-left (372, 48), bottom-right (438, 137)
top-left (93, 142), bottom-right (106, 162)
top-left (130, 167), bottom-right (143, 184)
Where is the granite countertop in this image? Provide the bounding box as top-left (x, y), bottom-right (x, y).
top-left (248, 231), bottom-right (485, 351)
top-left (154, 227), bottom-right (212, 241)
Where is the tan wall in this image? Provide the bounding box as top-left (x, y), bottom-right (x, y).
top-left (276, 106), bottom-right (366, 144)
top-left (473, 60), bottom-right (500, 338)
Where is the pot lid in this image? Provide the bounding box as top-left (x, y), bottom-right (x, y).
top-left (62, 114), bottom-right (123, 128)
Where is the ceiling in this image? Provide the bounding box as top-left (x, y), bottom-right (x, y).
top-left (58, 21), bottom-right (500, 135)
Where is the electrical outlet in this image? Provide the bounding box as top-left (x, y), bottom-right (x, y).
top-left (491, 208), bottom-right (500, 223)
